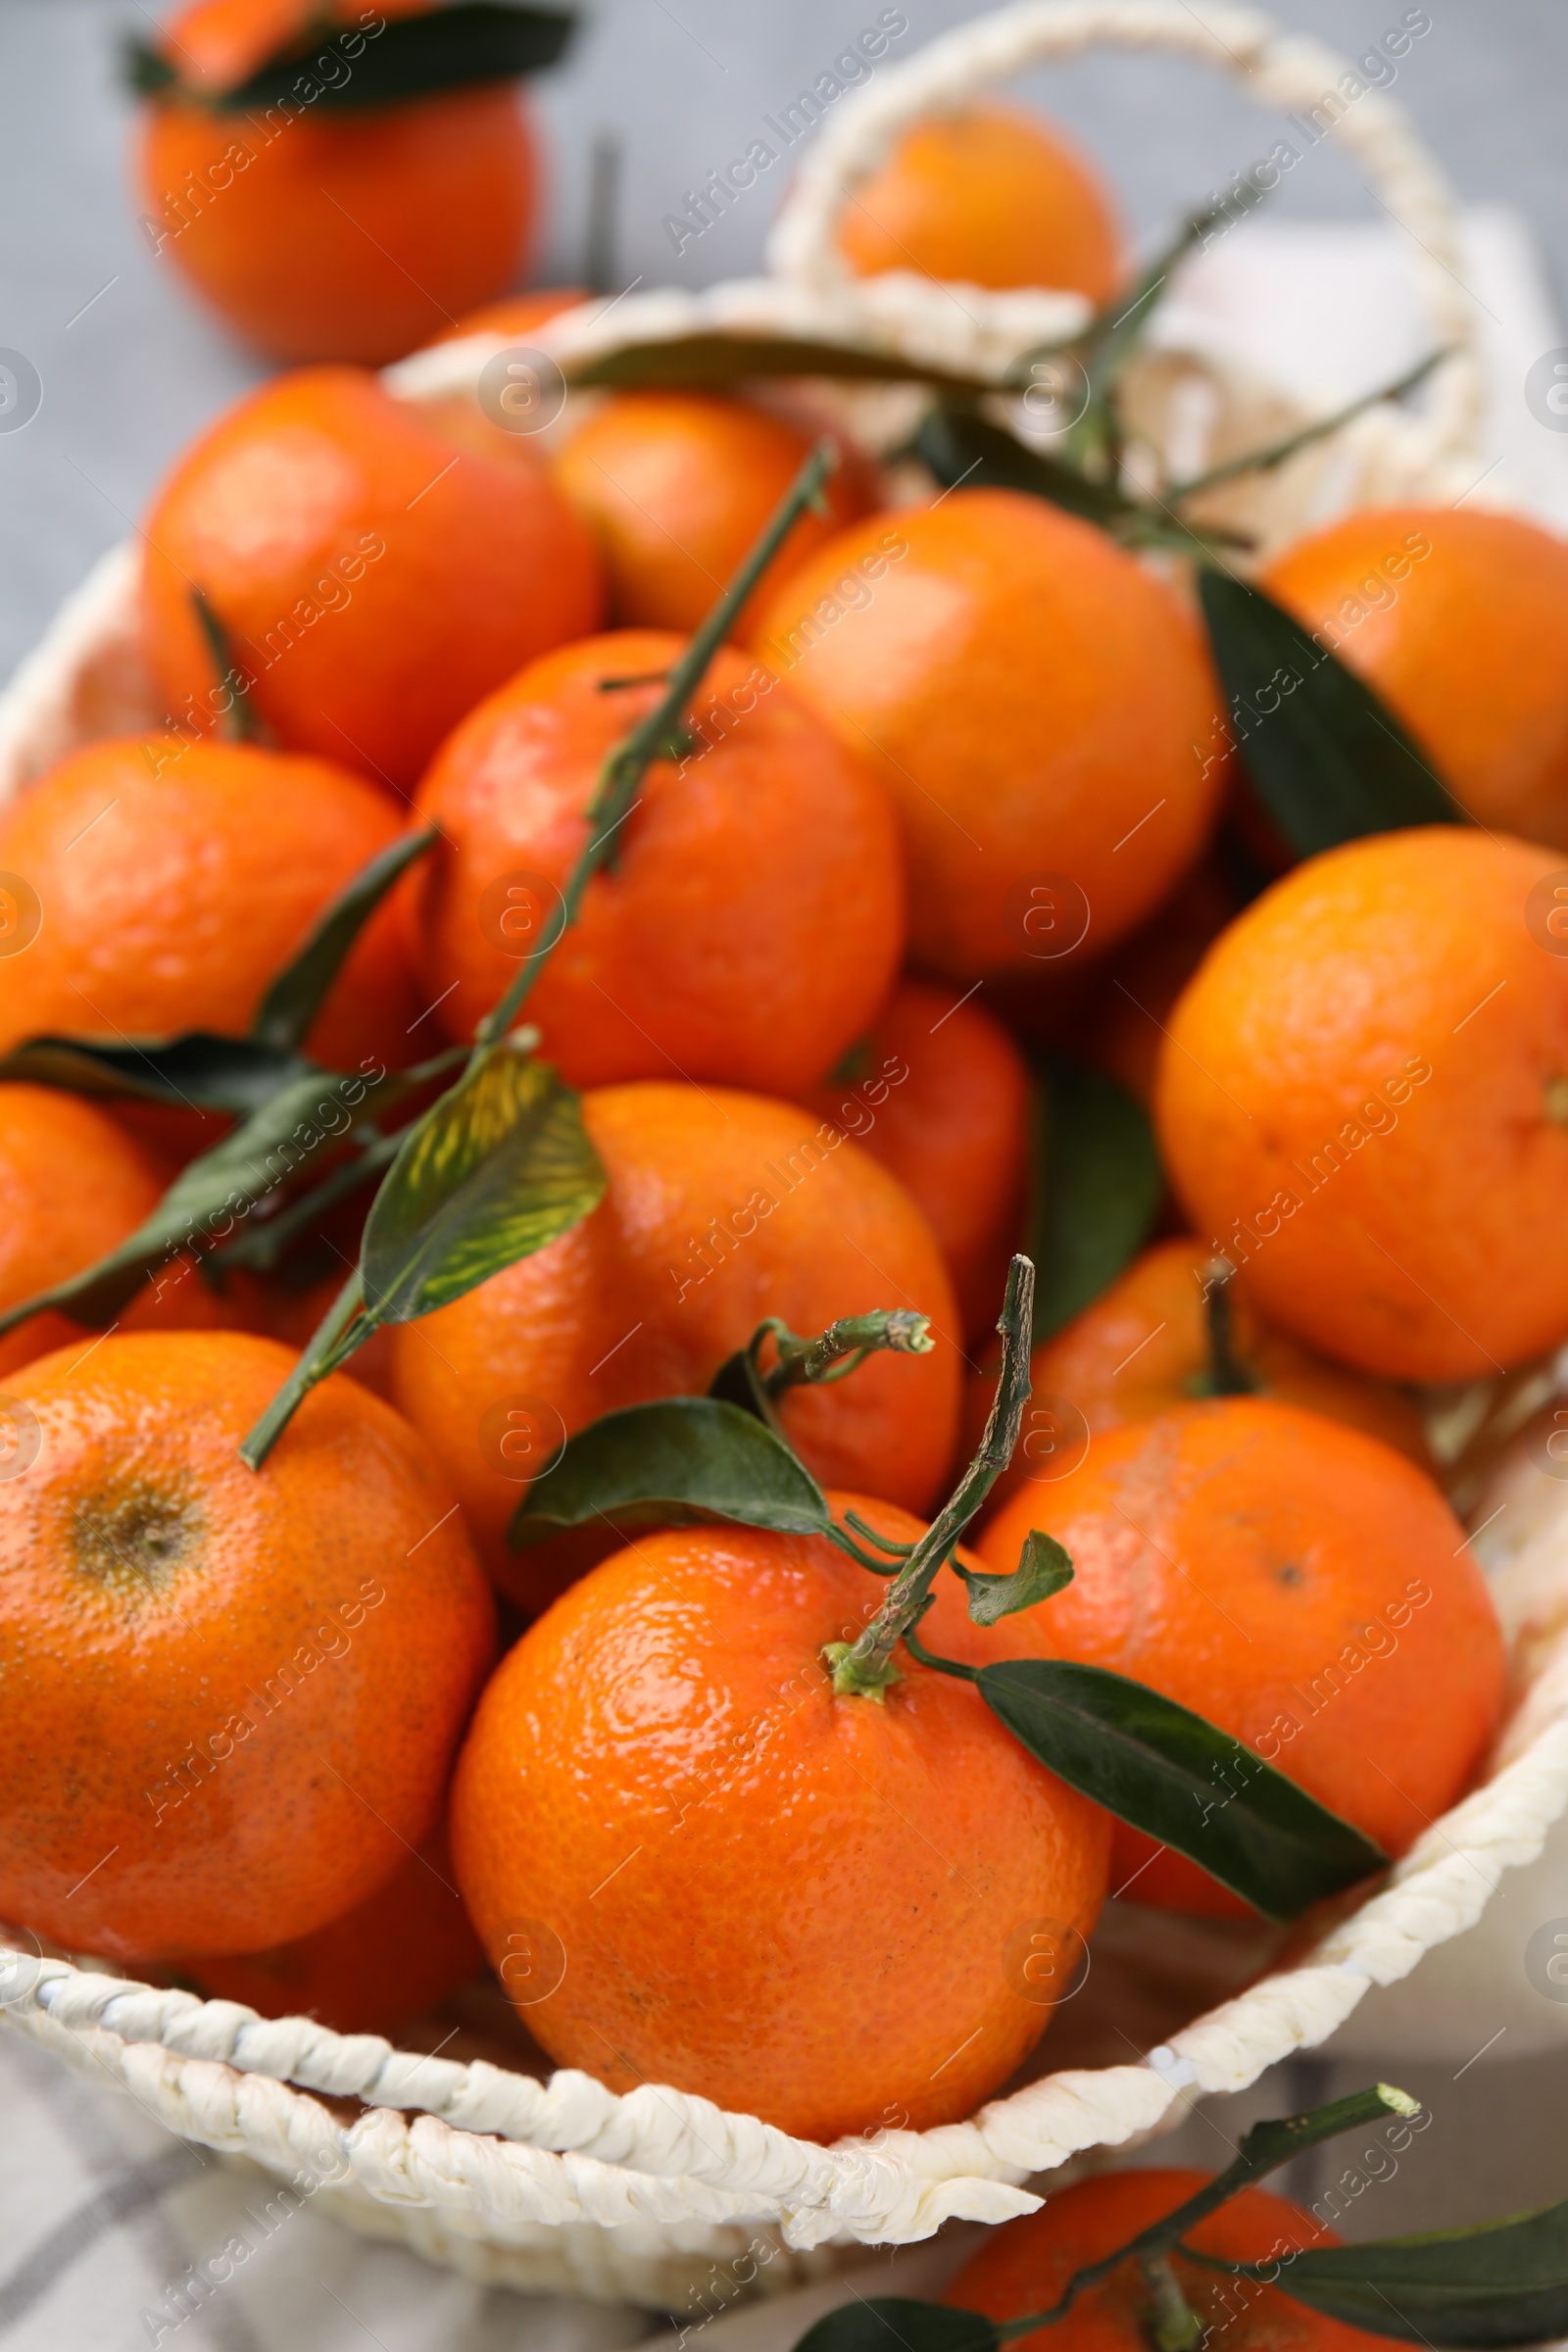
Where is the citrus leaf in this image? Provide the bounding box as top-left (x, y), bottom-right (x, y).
top-left (1193, 2198), bottom-right (1568, 2345)
top-left (0, 1064), bottom-right (389, 1334)
top-left (252, 827), bottom-right (436, 1054)
top-left (361, 1049), bottom-right (604, 1324)
top-left (570, 333), bottom-right (993, 397)
top-left (128, 5), bottom-right (575, 110)
top-left (1198, 570), bottom-right (1460, 857)
top-left (1028, 1054), bottom-right (1163, 1346)
top-left (510, 1396), bottom-right (833, 1549)
top-left (977, 1658), bottom-right (1387, 1921)
top-left (0, 1033), bottom-right (314, 1115)
top-left (794, 2305), bottom-right (999, 2352)
top-left (956, 1529), bottom-right (1073, 1627)
top-left (914, 405), bottom-right (1142, 529)
top-left (706, 1342), bottom-right (778, 1427)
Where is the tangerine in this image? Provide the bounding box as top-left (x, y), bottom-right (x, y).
top-left (945, 2165), bottom-right (1388, 2351)
top-left (140, 366), bottom-right (603, 793)
top-left (1156, 827), bottom-right (1568, 1380)
top-left (184, 1820), bottom-right (482, 2035)
top-left (0, 736), bottom-right (420, 1072)
top-left (409, 628), bottom-right (905, 1090)
top-left (1263, 508), bottom-right (1568, 848)
top-left (973, 1238), bottom-right (1430, 1525)
top-left (387, 1082), bottom-right (963, 1609)
top-left (837, 100), bottom-right (1120, 303)
top-left (968, 1396), bottom-right (1505, 1915)
top-left (137, 1), bottom-right (537, 364)
top-left (749, 490), bottom-right (1225, 981)
top-left (804, 978), bottom-right (1031, 1343)
top-left (552, 394), bottom-right (876, 635)
top-left (0, 1330), bottom-right (494, 1958)
top-left (0, 1085), bottom-right (167, 1382)
top-left (451, 1493), bottom-right (1109, 2142)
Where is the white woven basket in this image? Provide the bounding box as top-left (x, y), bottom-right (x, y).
top-left (2, 0), bottom-right (1559, 2313)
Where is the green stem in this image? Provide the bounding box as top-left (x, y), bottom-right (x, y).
top-left (238, 1266), bottom-right (365, 1471)
top-left (1166, 348), bottom-right (1448, 503)
top-left (986, 2084), bottom-right (1419, 2341)
top-left (764, 1309), bottom-right (932, 1398)
top-left (239, 442), bottom-right (839, 1473)
top-left (1139, 2254), bottom-right (1202, 2352)
top-left (471, 438), bottom-right (837, 1062)
top-left (826, 1255), bottom-right (1034, 1696)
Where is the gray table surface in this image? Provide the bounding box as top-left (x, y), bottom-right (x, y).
top-left (2, 2), bottom-right (1568, 2344)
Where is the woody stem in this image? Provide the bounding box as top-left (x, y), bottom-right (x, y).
top-left (470, 438), bottom-right (838, 1064)
top-left (827, 1255), bottom-right (1035, 1696)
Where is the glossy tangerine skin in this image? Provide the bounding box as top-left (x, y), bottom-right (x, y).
top-left (970, 1396), bottom-right (1504, 1916)
top-left (0, 1331), bottom-right (495, 1959)
top-left (0, 737), bottom-right (420, 1070)
top-left (750, 490), bottom-right (1226, 982)
top-left (139, 0), bottom-right (534, 367)
top-left (1158, 828), bottom-right (1568, 1379)
top-left (1264, 508), bottom-right (1568, 851)
top-left (387, 1083), bottom-right (963, 1610)
top-left (838, 100), bottom-right (1121, 303)
top-left (803, 978), bottom-right (1031, 1344)
top-left (0, 1086), bottom-right (166, 1382)
top-left (552, 394), bottom-right (877, 637)
top-left (975, 1237), bottom-right (1430, 1526)
top-left (410, 630), bottom-right (905, 1090)
top-left (185, 1821), bottom-right (482, 2036)
top-left (946, 2168), bottom-right (1384, 2352)
top-left (451, 1495), bottom-right (1109, 2144)
top-left (140, 367), bottom-right (603, 794)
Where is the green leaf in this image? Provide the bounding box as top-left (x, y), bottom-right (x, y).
top-left (0, 1033), bottom-right (314, 1116)
top-left (706, 1342), bottom-right (779, 1428)
top-left (956, 1529), bottom-right (1074, 1627)
top-left (361, 1048), bottom-right (604, 1325)
top-left (510, 1396), bottom-right (834, 1549)
top-left (252, 827), bottom-right (436, 1054)
top-left (1028, 1054), bottom-right (1163, 1346)
top-left (793, 2302), bottom-right (999, 2352)
top-left (0, 1064), bottom-right (388, 1334)
top-left (977, 1658), bottom-right (1387, 1922)
top-left (1197, 2198), bottom-right (1568, 2346)
top-left (569, 333), bottom-right (993, 397)
top-left (1198, 570), bottom-right (1460, 858)
top-left (914, 405), bottom-right (1143, 529)
top-left (128, 5), bottom-right (575, 111)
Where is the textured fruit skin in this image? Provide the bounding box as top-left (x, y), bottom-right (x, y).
top-left (451, 1495), bottom-right (1109, 2144)
top-left (975, 1237), bottom-right (1430, 1526)
top-left (410, 630), bottom-right (905, 1090)
top-left (970, 1397), bottom-right (1504, 1915)
top-left (0, 1331), bottom-right (495, 1959)
top-left (0, 736), bottom-right (419, 1071)
top-left (140, 368), bottom-right (604, 793)
top-left (184, 1822), bottom-right (482, 2035)
top-left (138, 86), bottom-right (536, 367)
top-left (750, 490), bottom-right (1225, 981)
top-left (946, 2167), bottom-right (1384, 2352)
top-left (1157, 827), bottom-right (1568, 1380)
top-left (804, 979), bottom-right (1030, 1342)
top-left (387, 1083), bottom-right (963, 1608)
top-left (837, 100), bottom-right (1121, 304)
top-left (0, 1086), bottom-right (167, 1381)
top-left (552, 394), bottom-right (876, 636)
top-left (1263, 507), bottom-right (1568, 850)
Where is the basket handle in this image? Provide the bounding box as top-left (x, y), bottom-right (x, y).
top-left (765, 0), bottom-right (1480, 444)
